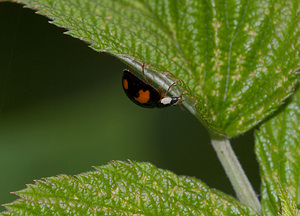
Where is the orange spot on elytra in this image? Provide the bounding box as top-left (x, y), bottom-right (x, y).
top-left (134, 89), bottom-right (150, 104)
top-left (123, 79), bottom-right (129, 90)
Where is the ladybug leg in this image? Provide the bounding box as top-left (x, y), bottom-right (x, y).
top-left (157, 86), bottom-right (165, 97)
top-left (165, 80), bottom-right (178, 95)
top-left (178, 91), bottom-right (187, 101)
top-left (141, 62), bottom-right (153, 85)
top-left (141, 62), bottom-right (148, 84)
top-left (177, 91), bottom-right (188, 110)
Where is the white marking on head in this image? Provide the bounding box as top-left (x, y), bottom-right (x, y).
top-left (160, 97), bottom-right (172, 105)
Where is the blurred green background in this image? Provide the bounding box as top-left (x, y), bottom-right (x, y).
top-left (0, 2), bottom-right (260, 212)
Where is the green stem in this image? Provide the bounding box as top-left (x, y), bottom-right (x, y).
top-left (211, 136), bottom-right (261, 214)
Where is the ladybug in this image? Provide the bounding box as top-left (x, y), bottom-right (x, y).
top-left (122, 67), bottom-right (181, 108)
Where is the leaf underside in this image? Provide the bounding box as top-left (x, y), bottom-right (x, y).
top-left (255, 87), bottom-right (300, 215)
top-left (278, 188), bottom-right (300, 216)
top-left (10, 0), bottom-right (300, 137)
top-left (1, 161), bottom-right (259, 216)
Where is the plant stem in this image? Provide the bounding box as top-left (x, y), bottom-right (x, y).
top-left (211, 136), bottom-right (261, 214)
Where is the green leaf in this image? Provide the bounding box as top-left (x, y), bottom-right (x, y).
top-left (1, 161), bottom-right (258, 216)
top-left (10, 0), bottom-right (300, 136)
top-left (278, 188), bottom-right (300, 216)
top-left (255, 87), bottom-right (300, 215)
